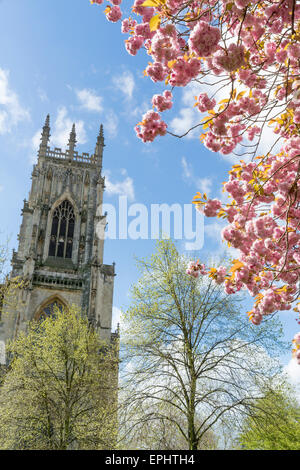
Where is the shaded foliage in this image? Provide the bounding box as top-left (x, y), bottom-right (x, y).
top-left (0, 305), bottom-right (118, 450)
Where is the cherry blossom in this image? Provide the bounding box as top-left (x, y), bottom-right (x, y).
top-left (152, 90), bottom-right (173, 112)
top-left (135, 110), bottom-right (167, 142)
top-left (90, 0), bottom-right (300, 360)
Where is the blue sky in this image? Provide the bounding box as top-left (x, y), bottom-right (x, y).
top-left (0, 0), bottom-right (299, 378)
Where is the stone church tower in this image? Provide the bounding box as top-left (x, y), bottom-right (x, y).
top-left (0, 115), bottom-right (116, 351)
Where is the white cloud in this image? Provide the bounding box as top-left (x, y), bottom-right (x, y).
top-left (75, 88), bottom-right (103, 113)
top-left (104, 110), bottom-right (118, 138)
top-left (37, 87), bottom-right (48, 103)
top-left (284, 358), bottom-right (300, 386)
top-left (51, 107), bottom-right (87, 149)
top-left (104, 170), bottom-right (135, 201)
top-left (181, 156), bottom-right (193, 180)
top-left (130, 100), bottom-right (150, 118)
top-left (31, 129), bottom-right (41, 152)
top-left (182, 81), bottom-right (204, 107)
top-left (219, 185), bottom-right (231, 205)
top-left (113, 71), bottom-right (135, 100)
top-left (181, 156), bottom-right (213, 195)
top-left (31, 107), bottom-right (88, 163)
top-left (197, 177), bottom-right (212, 195)
top-left (205, 220), bottom-right (226, 242)
top-left (0, 184), bottom-right (4, 192)
top-left (183, 76), bottom-right (231, 108)
top-left (112, 306), bottom-right (123, 332)
top-left (0, 68), bottom-right (30, 134)
top-left (170, 108), bottom-right (200, 138)
top-left (256, 123), bottom-right (283, 157)
top-left (204, 220), bottom-right (239, 258)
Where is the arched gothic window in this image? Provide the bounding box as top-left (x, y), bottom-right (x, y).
top-left (48, 200), bottom-right (75, 258)
top-left (35, 299), bottom-right (65, 321)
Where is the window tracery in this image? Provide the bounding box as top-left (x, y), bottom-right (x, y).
top-left (48, 200), bottom-right (75, 259)
top-left (35, 299), bottom-right (65, 321)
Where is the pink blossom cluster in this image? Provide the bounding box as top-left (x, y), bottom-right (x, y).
top-left (121, 17), bottom-right (137, 33)
top-left (212, 44), bottom-right (245, 72)
top-left (168, 57), bottom-right (201, 87)
top-left (186, 261), bottom-right (207, 278)
top-left (294, 333), bottom-right (300, 364)
top-left (95, 0), bottom-right (300, 156)
top-left (196, 198), bottom-right (222, 217)
top-left (188, 138), bottom-right (300, 335)
top-left (294, 332), bottom-right (300, 344)
top-left (188, 21), bottom-right (221, 57)
top-left (132, 0), bottom-right (154, 20)
top-left (152, 90), bottom-right (173, 112)
top-left (105, 5), bottom-right (122, 22)
top-left (247, 126), bottom-right (260, 141)
top-left (196, 93), bottom-right (216, 112)
top-left (214, 266), bottom-right (227, 285)
top-left (145, 61), bottom-right (168, 82)
top-left (125, 35), bottom-right (144, 55)
top-left (150, 25), bottom-right (181, 64)
top-left (91, 0), bottom-right (300, 360)
top-left (135, 110), bottom-right (167, 143)
top-left (200, 90), bottom-right (268, 154)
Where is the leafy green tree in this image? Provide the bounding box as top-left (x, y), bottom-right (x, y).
top-left (120, 239), bottom-right (286, 450)
top-left (0, 304), bottom-right (118, 450)
top-left (238, 386), bottom-right (300, 450)
top-left (0, 241), bottom-right (27, 326)
top-left (0, 242), bottom-right (25, 375)
top-left (0, 242), bottom-right (9, 282)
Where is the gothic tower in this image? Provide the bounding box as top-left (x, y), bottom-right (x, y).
top-left (0, 115), bottom-right (115, 350)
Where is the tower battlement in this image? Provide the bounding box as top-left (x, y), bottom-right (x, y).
top-left (44, 147), bottom-right (98, 166)
top-left (37, 114), bottom-right (105, 168)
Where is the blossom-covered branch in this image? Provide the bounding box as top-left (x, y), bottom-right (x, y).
top-left (90, 0), bottom-right (300, 361)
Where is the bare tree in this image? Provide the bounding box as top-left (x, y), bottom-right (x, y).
top-left (119, 240), bottom-right (287, 450)
top-left (121, 397), bottom-right (218, 450)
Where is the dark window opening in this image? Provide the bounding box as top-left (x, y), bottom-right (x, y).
top-left (48, 200), bottom-right (75, 259)
top-left (36, 300), bottom-right (64, 321)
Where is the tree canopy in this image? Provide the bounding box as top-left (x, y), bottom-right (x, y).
top-left (0, 305), bottom-right (118, 450)
top-left (238, 386), bottom-right (300, 450)
top-left (119, 239), bottom-right (286, 450)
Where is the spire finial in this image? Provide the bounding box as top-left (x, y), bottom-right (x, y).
top-left (99, 124), bottom-right (104, 146)
top-left (38, 114), bottom-right (51, 158)
top-left (97, 124), bottom-right (105, 147)
top-left (45, 114), bottom-right (50, 127)
top-left (67, 123), bottom-right (77, 159)
top-left (94, 124), bottom-right (105, 167)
